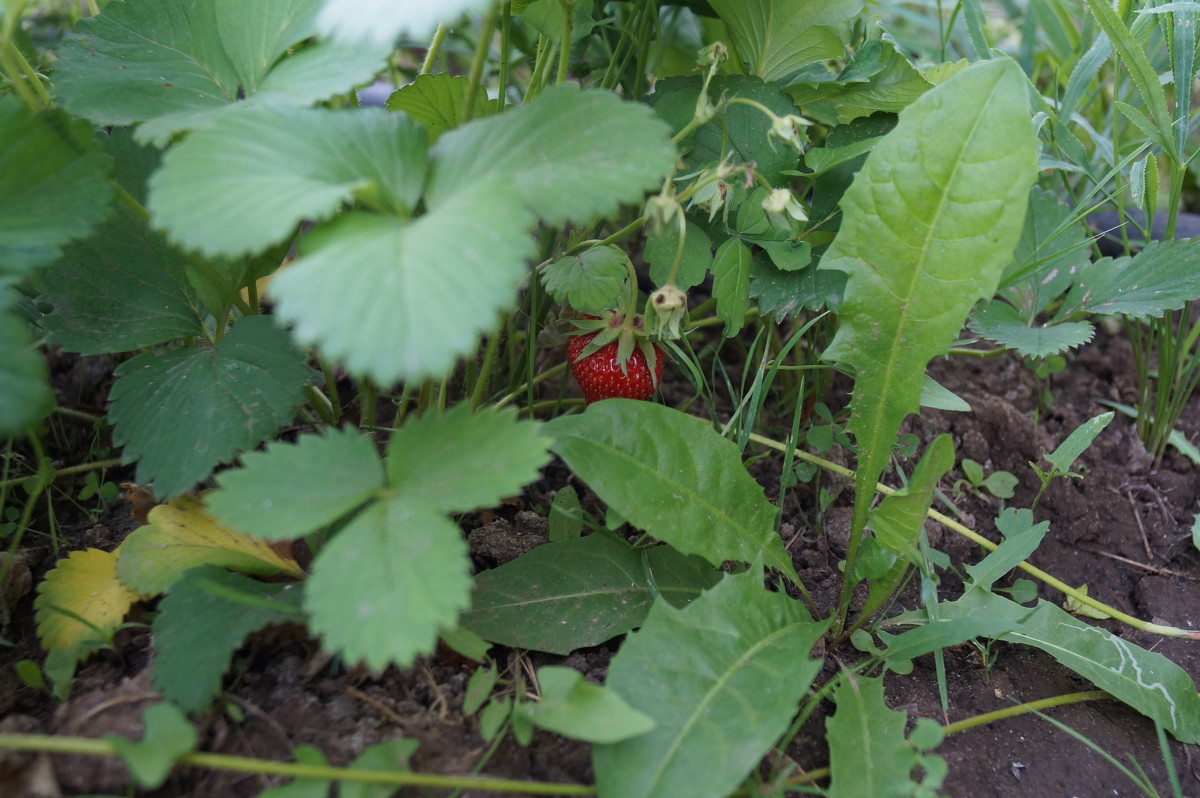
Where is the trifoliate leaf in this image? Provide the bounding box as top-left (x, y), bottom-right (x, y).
top-left (108, 316), bottom-right (312, 498)
top-left (518, 666), bottom-right (656, 744)
top-left (149, 107), bottom-right (428, 258)
top-left (968, 299), bottom-right (1095, 357)
top-left (386, 73), bottom-right (496, 143)
top-left (117, 495), bottom-right (306, 595)
top-left (0, 98), bottom-right (113, 276)
top-left (55, 0), bottom-right (390, 144)
top-left (305, 499), bottom-right (472, 671)
top-left (593, 570), bottom-right (827, 798)
top-left (385, 404), bottom-right (551, 514)
top-left (36, 206), bottom-right (207, 354)
top-left (153, 566), bottom-right (304, 711)
top-left (207, 428), bottom-right (385, 541)
top-left (108, 703), bottom-right (198, 790)
top-left (35, 548), bottom-right (142, 654)
top-left (541, 246), bottom-right (629, 312)
top-left (0, 290), bottom-right (52, 435)
top-left (1055, 239), bottom-right (1200, 321)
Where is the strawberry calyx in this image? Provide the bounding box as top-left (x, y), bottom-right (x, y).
top-left (569, 311), bottom-right (662, 388)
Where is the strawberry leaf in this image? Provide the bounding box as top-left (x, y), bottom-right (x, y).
top-left (207, 428), bottom-right (386, 541)
top-left (35, 548), bottom-right (142, 655)
top-left (108, 316), bottom-right (313, 498)
top-left (55, 0), bottom-right (391, 144)
top-left (152, 566), bottom-right (304, 712)
top-left (541, 246), bottom-right (629, 313)
top-left (149, 108), bottom-right (428, 258)
top-left (0, 289), bottom-right (52, 434)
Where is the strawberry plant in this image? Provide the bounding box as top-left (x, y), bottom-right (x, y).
top-left (2, 0), bottom-right (1200, 796)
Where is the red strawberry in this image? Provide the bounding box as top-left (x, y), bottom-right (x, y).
top-left (567, 315), bottom-right (664, 404)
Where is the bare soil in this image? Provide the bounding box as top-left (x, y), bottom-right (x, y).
top-left (1, 328), bottom-right (1198, 797)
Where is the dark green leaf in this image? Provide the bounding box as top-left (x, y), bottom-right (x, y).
top-left (0, 290), bottom-right (52, 435)
top-left (109, 316), bottom-right (312, 498)
top-left (712, 239), bottom-right (751, 336)
top-left (1056, 240), bottom-right (1200, 321)
top-left (645, 219), bottom-right (712, 291)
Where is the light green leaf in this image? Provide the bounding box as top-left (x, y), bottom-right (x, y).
top-left (1042, 411), bottom-right (1113, 475)
top-left (317, 0), bottom-right (491, 46)
top-left (149, 107), bottom-right (428, 258)
top-left (460, 533), bottom-right (721, 655)
top-left (708, 0), bottom-right (861, 82)
top-left (117, 495), bottom-right (307, 595)
top-left (342, 739), bottom-right (419, 798)
top-left (968, 299), bottom-right (1095, 357)
top-left (0, 292), bottom-right (52, 435)
top-left (548, 486), bottom-right (583, 541)
top-left (55, 0), bottom-right (390, 143)
top-left (713, 239), bottom-right (752, 337)
top-left (386, 72), bottom-right (496, 143)
top-left (305, 499), bottom-right (471, 671)
top-left (0, 98), bottom-right (113, 276)
top-left (541, 245), bottom-right (630, 313)
top-left (645, 220), bottom-right (712, 292)
top-left (108, 703), bottom-right (198, 790)
top-left (1055, 240), bottom-right (1200, 321)
top-left (817, 58), bottom-right (1037, 568)
top-left (546, 401), bottom-right (800, 585)
top-left (519, 665), bottom-right (656, 744)
top-left (385, 404), bottom-right (551, 515)
top-left (427, 85), bottom-right (676, 227)
top-left (207, 428), bottom-right (385, 541)
top-left (36, 206), bottom-right (208, 354)
top-left (920, 375), bottom-right (971, 412)
top-left (827, 676), bottom-right (944, 797)
top-left (963, 508), bottom-right (1048, 593)
top-left (651, 75), bottom-right (802, 184)
top-left (152, 566), bottom-right (304, 711)
top-left (593, 569), bottom-right (827, 798)
top-left (108, 316), bottom-right (313, 498)
top-left (258, 745), bottom-right (330, 798)
top-left (273, 87), bottom-right (675, 385)
top-left (821, 35), bottom-right (933, 120)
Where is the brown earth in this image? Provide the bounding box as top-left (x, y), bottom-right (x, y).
top-left (1, 327), bottom-right (1198, 797)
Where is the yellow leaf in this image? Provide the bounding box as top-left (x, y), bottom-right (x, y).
top-left (116, 495), bottom-right (306, 595)
top-left (35, 548), bottom-right (141, 653)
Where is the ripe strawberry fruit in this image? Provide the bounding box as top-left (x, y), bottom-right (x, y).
top-left (567, 315), bottom-right (664, 404)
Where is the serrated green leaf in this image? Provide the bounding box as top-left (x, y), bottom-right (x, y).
top-left (651, 75), bottom-right (802, 184)
top-left (55, 0), bottom-right (389, 143)
top-left (0, 98), bottom-right (113, 276)
top-left (968, 299), bottom-right (1095, 357)
top-left (273, 88), bottom-right (674, 385)
top-left (1055, 240), bottom-right (1200, 320)
top-left (818, 58), bottom-right (1037, 567)
top-left (964, 508), bottom-right (1048, 593)
top-left (460, 533), bottom-right (721, 655)
top-left (827, 675), bottom-right (936, 798)
top-left (316, 0), bottom-right (491, 46)
top-left (593, 569), bottom-right (827, 798)
top-left (546, 401), bottom-right (800, 585)
top-left (36, 207), bottom-right (207, 354)
top-left (35, 548), bottom-right (141, 654)
top-left (153, 566), bottom-right (304, 711)
top-left (386, 73), bottom-right (495, 143)
top-left (207, 428), bottom-right (385, 541)
top-left (305, 499), bottom-right (471, 671)
top-left (541, 246), bottom-right (630, 312)
top-left (519, 666), bottom-right (655, 744)
top-left (109, 316), bottom-right (312, 498)
top-left (645, 219), bottom-right (712, 292)
top-left (149, 107), bottom-right (428, 258)
top-left (117, 495), bottom-right (307, 594)
top-left (108, 702), bottom-right (198, 790)
top-left (0, 292), bottom-right (52, 435)
top-left (708, 0), bottom-right (861, 82)
top-left (427, 86), bottom-right (676, 227)
top-left (385, 404), bottom-right (551, 514)
top-left (712, 239), bottom-right (751, 337)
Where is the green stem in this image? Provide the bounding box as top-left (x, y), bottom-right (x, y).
top-left (0, 458), bottom-right (124, 492)
top-left (51, 406), bottom-right (102, 424)
top-left (0, 42), bottom-right (41, 109)
top-left (471, 312), bottom-right (508, 410)
top-left (556, 0), bottom-right (575, 84)
top-left (0, 733), bottom-right (595, 795)
top-left (462, 2), bottom-right (500, 123)
top-left (496, 2), bottom-right (511, 113)
top-left (563, 215), bottom-right (648, 256)
top-left (420, 23), bottom-right (449, 75)
top-left (493, 362), bottom-right (568, 409)
top-left (745, 432), bottom-right (1200, 639)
